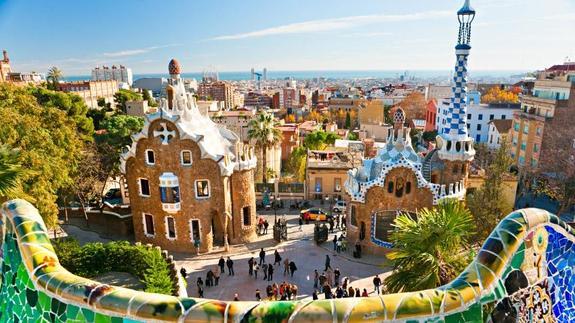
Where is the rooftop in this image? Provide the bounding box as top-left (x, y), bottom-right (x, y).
top-left (489, 119), bottom-right (513, 134)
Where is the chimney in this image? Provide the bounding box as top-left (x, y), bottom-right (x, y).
top-left (2, 50), bottom-right (9, 62)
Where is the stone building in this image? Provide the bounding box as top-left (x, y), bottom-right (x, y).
top-left (57, 80), bottom-right (118, 109)
top-left (121, 59), bottom-right (258, 253)
top-left (344, 1), bottom-right (477, 255)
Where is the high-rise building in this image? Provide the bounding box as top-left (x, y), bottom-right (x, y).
top-left (263, 67), bottom-right (267, 81)
top-left (509, 63), bottom-right (575, 169)
top-left (91, 65), bottom-right (133, 85)
top-left (198, 80), bottom-right (235, 110)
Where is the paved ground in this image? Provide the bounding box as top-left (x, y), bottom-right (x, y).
top-left (94, 271), bottom-right (143, 291)
top-left (175, 207), bottom-right (391, 301)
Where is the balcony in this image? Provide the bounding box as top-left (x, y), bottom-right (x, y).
top-left (162, 202), bottom-right (181, 213)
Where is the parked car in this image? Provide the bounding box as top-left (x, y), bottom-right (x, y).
top-left (332, 201), bottom-right (347, 213)
top-left (300, 208), bottom-right (331, 221)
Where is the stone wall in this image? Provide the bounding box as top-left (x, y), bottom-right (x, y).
top-left (229, 169), bottom-right (257, 244)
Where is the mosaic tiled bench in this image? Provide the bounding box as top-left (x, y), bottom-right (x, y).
top-left (2, 199), bottom-right (575, 322)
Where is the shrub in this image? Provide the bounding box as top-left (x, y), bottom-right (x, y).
top-left (53, 238), bottom-right (175, 295)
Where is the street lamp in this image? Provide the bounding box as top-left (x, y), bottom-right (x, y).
top-left (275, 197), bottom-right (281, 224)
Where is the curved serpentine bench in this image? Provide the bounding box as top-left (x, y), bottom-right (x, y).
top-left (2, 199), bottom-right (575, 322)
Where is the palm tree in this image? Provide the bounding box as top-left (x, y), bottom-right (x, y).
top-left (0, 145), bottom-right (25, 201)
top-left (47, 66), bottom-right (63, 90)
top-left (248, 111), bottom-right (283, 183)
top-left (384, 199), bottom-right (474, 293)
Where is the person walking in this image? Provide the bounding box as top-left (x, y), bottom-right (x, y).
top-left (259, 248), bottom-right (266, 265)
top-left (197, 277), bottom-right (204, 297)
top-left (298, 217), bottom-right (303, 231)
top-left (334, 268), bottom-right (341, 286)
top-left (274, 250), bottom-right (282, 266)
top-left (226, 257), bottom-right (235, 276)
top-left (325, 255), bottom-right (332, 271)
top-left (373, 275), bottom-right (382, 295)
top-left (319, 272), bottom-right (327, 287)
top-left (206, 269), bottom-right (214, 287)
top-left (267, 263), bottom-right (274, 281)
top-left (313, 269), bottom-right (319, 289)
top-left (264, 220), bottom-right (269, 234)
top-left (213, 266), bottom-right (220, 286)
top-left (262, 263), bottom-right (268, 280)
top-left (254, 263), bottom-right (260, 279)
top-left (312, 290), bottom-right (318, 300)
top-left (255, 289), bottom-right (261, 301)
top-left (336, 239), bottom-right (342, 253)
top-left (283, 258), bottom-right (290, 275)
top-left (218, 256), bottom-right (225, 273)
top-left (332, 235), bottom-right (338, 251)
top-left (248, 257), bottom-right (254, 276)
top-left (289, 261), bottom-right (297, 277)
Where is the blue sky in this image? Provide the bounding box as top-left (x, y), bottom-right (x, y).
top-left (0, 0), bottom-right (573, 75)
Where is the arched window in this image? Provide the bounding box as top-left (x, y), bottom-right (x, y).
top-left (395, 178), bottom-right (404, 198)
top-left (387, 181), bottom-right (394, 193)
top-left (359, 222), bottom-right (366, 241)
top-left (406, 181), bottom-right (412, 194)
top-left (350, 205), bottom-right (358, 227)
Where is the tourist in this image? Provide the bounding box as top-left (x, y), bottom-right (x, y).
top-left (328, 218), bottom-right (334, 232)
top-left (258, 217), bottom-right (264, 235)
top-left (283, 258), bottom-right (290, 275)
top-left (319, 272), bottom-right (327, 287)
top-left (196, 277), bottom-right (204, 289)
top-left (248, 257), bottom-right (254, 276)
top-left (218, 256), bottom-right (225, 273)
top-left (180, 267), bottom-right (187, 279)
top-left (266, 285), bottom-right (273, 299)
top-left (326, 268), bottom-right (333, 287)
top-left (213, 266), bottom-right (220, 286)
top-left (325, 255), bottom-right (332, 271)
top-left (298, 217), bottom-right (303, 231)
top-left (335, 215), bottom-right (340, 229)
top-left (272, 283), bottom-right (279, 300)
top-left (313, 269), bottom-right (319, 289)
top-left (362, 288), bottom-right (369, 297)
top-left (289, 261), bottom-right (297, 277)
top-left (267, 263), bottom-right (274, 281)
top-left (197, 277), bottom-right (204, 297)
top-left (259, 248), bottom-right (266, 265)
top-left (263, 263), bottom-right (268, 280)
top-left (254, 263), bottom-right (260, 279)
top-left (198, 285), bottom-right (204, 298)
top-left (373, 275), bottom-right (382, 295)
top-left (355, 288), bottom-right (361, 298)
top-left (226, 257), bottom-right (235, 276)
top-left (336, 286), bottom-right (344, 298)
top-left (255, 288), bottom-right (261, 301)
top-left (312, 290), bottom-right (318, 300)
top-left (323, 283), bottom-right (333, 299)
top-left (334, 268), bottom-right (341, 286)
top-left (206, 269), bottom-right (214, 287)
top-left (234, 293), bottom-right (239, 301)
top-left (342, 277), bottom-right (348, 290)
top-left (348, 286), bottom-right (355, 297)
top-left (264, 220), bottom-right (269, 234)
top-left (291, 284), bottom-right (298, 300)
top-left (274, 250), bottom-right (282, 266)
top-left (333, 235), bottom-right (337, 251)
top-left (341, 238), bottom-right (348, 252)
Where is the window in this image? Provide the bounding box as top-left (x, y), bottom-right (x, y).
top-left (514, 123), bottom-right (520, 131)
top-left (387, 181), bottom-right (394, 193)
top-left (315, 178), bottom-right (322, 193)
top-left (536, 127), bottom-right (542, 136)
top-left (405, 182), bottom-right (412, 194)
top-left (139, 178), bottom-right (150, 196)
top-left (467, 113), bottom-right (472, 120)
top-left (477, 124), bottom-right (482, 131)
top-left (243, 206), bottom-right (251, 226)
top-left (521, 141), bottom-right (527, 151)
top-left (165, 216), bottom-right (176, 239)
top-left (531, 158), bottom-right (538, 168)
top-left (476, 134), bottom-right (481, 142)
top-left (181, 150), bottom-right (192, 165)
top-left (143, 214), bottom-right (155, 236)
top-left (523, 124), bottom-right (529, 134)
top-left (478, 114), bottom-right (483, 121)
top-left (519, 156), bottom-right (525, 166)
top-left (395, 178), bottom-right (405, 198)
top-left (533, 144), bottom-right (539, 153)
top-left (145, 149), bottom-right (155, 165)
top-left (512, 136), bottom-right (518, 146)
top-left (334, 178), bottom-right (342, 192)
top-left (467, 123), bottom-right (470, 129)
top-left (490, 135), bottom-right (493, 144)
top-left (489, 114), bottom-right (494, 120)
top-left (195, 180), bottom-right (210, 198)
top-left (373, 211), bottom-right (395, 243)
top-left (350, 205), bottom-right (358, 227)
top-left (190, 219), bottom-right (201, 243)
top-left (501, 115), bottom-right (506, 120)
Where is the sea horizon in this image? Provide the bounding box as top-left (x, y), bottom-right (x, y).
top-left (64, 69), bottom-right (529, 82)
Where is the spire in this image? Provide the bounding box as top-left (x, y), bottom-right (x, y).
top-left (437, 0), bottom-right (476, 162)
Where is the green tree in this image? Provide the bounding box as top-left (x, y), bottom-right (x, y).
top-left (466, 141), bottom-right (513, 243)
top-left (113, 89), bottom-right (143, 113)
top-left (87, 109), bottom-right (107, 130)
top-left (347, 132), bottom-right (359, 141)
top-left (142, 248), bottom-right (174, 294)
top-left (422, 130), bottom-right (438, 143)
top-left (384, 199), bottom-right (474, 293)
top-left (141, 90), bottom-right (157, 107)
top-left (303, 130), bottom-right (340, 150)
top-left (287, 147), bottom-right (307, 182)
top-left (46, 66), bottom-right (63, 90)
top-left (0, 84), bottom-right (87, 227)
top-left (248, 111), bottom-right (283, 183)
top-left (345, 111), bottom-right (351, 129)
top-left (0, 146), bottom-right (26, 201)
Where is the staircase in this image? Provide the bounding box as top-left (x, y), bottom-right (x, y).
top-left (421, 150), bottom-right (435, 182)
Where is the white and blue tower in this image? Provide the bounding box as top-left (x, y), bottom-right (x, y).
top-left (437, 0), bottom-right (476, 162)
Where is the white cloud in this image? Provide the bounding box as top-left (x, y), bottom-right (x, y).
top-left (210, 11), bottom-right (450, 41)
top-left (102, 44), bottom-right (180, 57)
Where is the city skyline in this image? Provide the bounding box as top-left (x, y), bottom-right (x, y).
top-left (1, 0), bottom-right (574, 75)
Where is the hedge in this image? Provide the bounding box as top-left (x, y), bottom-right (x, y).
top-left (52, 238), bottom-right (174, 295)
